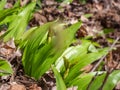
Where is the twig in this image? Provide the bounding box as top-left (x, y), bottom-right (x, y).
top-left (99, 56), bottom-right (120, 90)
top-left (91, 37), bottom-right (120, 72)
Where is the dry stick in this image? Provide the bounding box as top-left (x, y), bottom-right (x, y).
top-left (99, 53), bottom-right (120, 90)
top-left (87, 37), bottom-right (120, 90)
top-left (91, 36), bottom-right (120, 72)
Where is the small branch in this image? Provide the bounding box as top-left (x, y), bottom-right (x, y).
top-left (91, 37), bottom-right (120, 72)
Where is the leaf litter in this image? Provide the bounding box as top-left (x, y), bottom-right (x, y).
top-left (0, 0), bottom-right (120, 90)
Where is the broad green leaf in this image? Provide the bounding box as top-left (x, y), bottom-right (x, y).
top-left (0, 7), bottom-right (19, 22)
top-left (55, 40), bottom-right (91, 72)
top-left (19, 27), bottom-right (37, 48)
top-left (59, 22), bottom-right (82, 47)
top-left (64, 47), bottom-right (109, 84)
top-left (22, 22), bottom-right (52, 75)
top-left (0, 15), bottom-right (17, 25)
top-left (33, 22), bottom-right (81, 79)
top-left (79, 70), bottom-right (120, 90)
top-left (52, 66), bottom-right (67, 90)
top-left (70, 73), bottom-right (94, 89)
top-left (22, 22), bottom-right (82, 79)
top-left (25, 22), bottom-right (52, 51)
top-left (89, 73), bottom-right (106, 90)
top-left (0, 0), bottom-right (6, 10)
top-left (67, 71), bottom-right (105, 89)
top-left (88, 44), bottom-right (98, 53)
top-left (0, 59), bottom-right (13, 76)
top-left (3, 2), bottom-right (36, 42)
top-left (75, 72), bottom-right (104, 90)
top-left (103, 70), bottom-right (120, 90)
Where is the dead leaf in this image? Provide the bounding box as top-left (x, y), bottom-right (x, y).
top-left (81, 64), bottom-right (93, 72)
top-left (29, 84), bottom-right (42, 90)
top-left (0, 84), bottom-right (10, 90)
top-left (34, 13), bottom-right (47, 25)
top-left (9, 83), bottom-right (26, 90)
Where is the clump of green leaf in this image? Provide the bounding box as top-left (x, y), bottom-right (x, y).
top-left (0, 59), bottom-right (13, 76)
top-left (55, 40), bottom-right (109, 86)
top-left (53, 40), bottom-right (120, 90)
top-left (0, 2), bottom-right (36, 42)
top-left (21, 21), bottom-right (82, 80)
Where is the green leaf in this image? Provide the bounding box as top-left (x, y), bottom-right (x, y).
top-left (55, 40), bottom-right (91, 72)
top-left (71, 73), bottom-right (94, 89)
top-left (22, 22), bottom-right (52, 75)
top-left (22, 22), bottom-right (82, 80)
top-left (64, 47), bottom-right (109, 84)
top-left (0, 15), bottom-right (17, 25)
top-left (3, 2), bottom-right (36, 42)
top-left (103, 70), bottom-right (120, 90)
top-left (89, 73), bottom-right (106, 90)
top-left (0, 0), bottom-right (6, 10)
top-left (34, 22), bottom-right (81, 79)
top-left (88, 44), bottom-right (98, 53)
top-left (0, 59), bottom-right (13, 76)
top-left (74, 72), bottom-right (104, 90)
top-left (0, 8), bottom-right (19, 22)
top-left (52, 65), bottom-right (67, 90)
top-left (18, 27), bottom-right (37, 48)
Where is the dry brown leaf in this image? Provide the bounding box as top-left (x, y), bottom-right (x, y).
top-left (0, 84), bottom-right (10, 90)
top-left (29, 84), bottom-right (42, 90)
top-left (9, 83), bottom-right (26, 90)
top-left (81, 64), bottom-right (93, 72)
top-left (20, 0), bottom-right (30, 6)
top-left (34, 13), bottom-right (47, 25)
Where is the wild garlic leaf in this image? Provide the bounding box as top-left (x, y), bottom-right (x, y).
top-left (3, 2), bottom-right (36, 42)
top-left (0, 59), bottom-right (13, 76)
top-left (103, 70), bottom-right (120, 90)
top-left (64, 47), bottom-right (109, 84)
top-left (52, 65), bottom-right (67, 90)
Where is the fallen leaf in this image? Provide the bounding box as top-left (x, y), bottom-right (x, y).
top-left (29, 84), bottom-right (42, 90)
top-left (9, 83), bottom-right (26, 90)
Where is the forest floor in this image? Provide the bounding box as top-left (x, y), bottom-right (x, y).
top-left (0, 0), bottom-right (120, 90)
